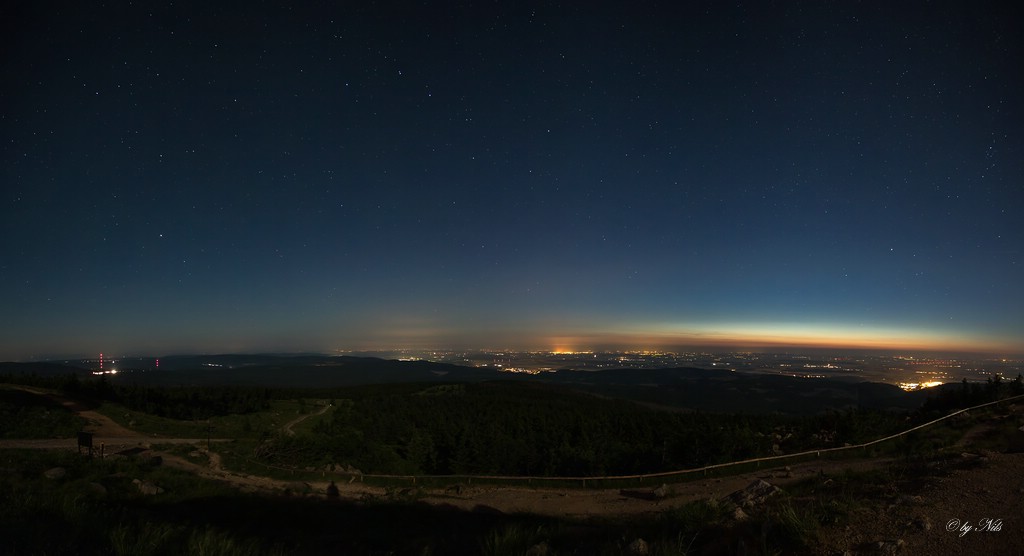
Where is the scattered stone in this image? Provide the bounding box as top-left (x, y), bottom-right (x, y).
top-left (43, 467), bottom-right (66, 480)
top-left (875, 539), bottom-right (904, 554)
top-left (725, 479), bottom-right (781, 509)
top-left (133, 479), bottom-right (164, 495)
top-left (913, 516), bottom-right (931, 531)
top-left (445, 483), bottom-right (465, 495)
top-left (652, 483), bottom-right (669, 499)
top-left (771, 465), bottom-right (793, 478)
top-left (525, 541), bottom-right (550, 556)
top-left (896, 494), bottom-right (923, 506)
top-left (626, 538), bottom-right (649, 555)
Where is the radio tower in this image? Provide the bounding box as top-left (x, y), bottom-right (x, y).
top-left (100, 353), bottom-right (104, 371)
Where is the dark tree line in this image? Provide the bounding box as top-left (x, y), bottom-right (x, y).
top-left (922, 374), bottom-right (1023, 413)
top-left (0, 372), bottom-right (272, 420)
top-left (266, 382), bottom-right (908, 476)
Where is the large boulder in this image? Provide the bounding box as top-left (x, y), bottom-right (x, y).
top-left (132, 478), bottom-right (164, 495)
top-left (627, 538), bottom-right (649, 555)
top-left (43, 467), bottom-right (67, 480)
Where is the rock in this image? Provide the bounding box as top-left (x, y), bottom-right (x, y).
top-left (134, 480), bottom-right (164, 495)
top-left (771, 465), bottom-right (793, 478)
top-left (725, 479), bottom-right (781, 509)
top-left (733, 507), bottom-right (749, 521)
top-left (913, 516), bottom-right (931, 531)
top-left (43, 467), bottom-right (66, 480)
top-left (876, 539), bottom-right (904, 554)
top-left (88, 482), bottom-right (107, 496)
top-left (525, 541), bottom-right (549, 556)
top-left (896, 495), bottom-right (923, 506)
top-left (652, 483), bottom-right (669, 499)
top-left (626, 538), bottom-right (649, 555)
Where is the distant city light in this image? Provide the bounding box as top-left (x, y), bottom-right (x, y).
top-left (897, 381), bottom-right (943, 391)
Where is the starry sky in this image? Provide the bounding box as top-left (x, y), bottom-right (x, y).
top-left (2, 2), bottom-right (1022, 360)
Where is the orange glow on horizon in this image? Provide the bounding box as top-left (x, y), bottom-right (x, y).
top-left (541, 322), bottom-right (1020, 355)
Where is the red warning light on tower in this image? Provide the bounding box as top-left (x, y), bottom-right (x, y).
top-left (100, 353), bottom-right (104, 370)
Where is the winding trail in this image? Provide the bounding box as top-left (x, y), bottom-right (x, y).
top-left (281, 402), bottom-right (331, 436)
top-left (0, 385), bottom-right (221, 452)
top-left (5, 385), bottom-right (1023, 555)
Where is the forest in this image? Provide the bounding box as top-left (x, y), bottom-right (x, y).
top-left (3, 369), bottom-right (1020, 478)
top-left (258, 382), bottom-right (907, 476)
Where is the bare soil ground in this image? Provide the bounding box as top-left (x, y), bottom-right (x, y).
top-left (808, 450), bottom-right (1024, 555)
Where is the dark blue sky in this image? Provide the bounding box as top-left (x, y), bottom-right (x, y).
top-left (3, 2), bottom-right (1022, 360)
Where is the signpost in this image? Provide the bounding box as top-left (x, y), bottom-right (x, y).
top-left (77, 431), bottom-right (94, 458)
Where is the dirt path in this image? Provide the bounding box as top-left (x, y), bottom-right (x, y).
top-left (0, 384), bottom-right (901, 516)
top-left (411, 456), bottom-right (895, 518)
top-left (281, 403), bottom-right (331, 436)
top-left (8, 382), bottom-right (1023, 555)
top-left (0, 386), bottom-right (218, 453)
top-left (7, 385), bottom-right (137, 437)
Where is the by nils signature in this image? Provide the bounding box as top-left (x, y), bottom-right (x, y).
top-left (946, 518), bottom-right (1003, 538)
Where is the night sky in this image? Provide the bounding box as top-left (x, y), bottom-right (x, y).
top-left (3, 2), bottom-right (1022, 360)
